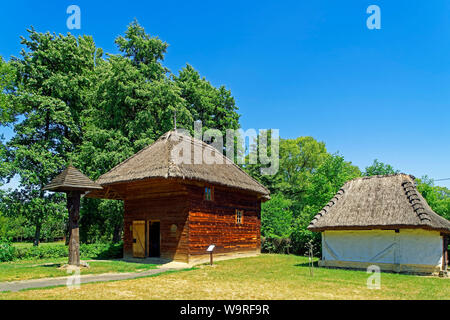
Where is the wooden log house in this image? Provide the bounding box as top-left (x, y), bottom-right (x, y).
top-left (87, 130), bottom-right (270, 263)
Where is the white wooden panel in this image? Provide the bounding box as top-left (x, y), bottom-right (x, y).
top-left (322, 229), bottom-right (443, 267)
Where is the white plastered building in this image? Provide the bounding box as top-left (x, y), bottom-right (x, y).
top-left (308, 175), bottom-right (450, 274)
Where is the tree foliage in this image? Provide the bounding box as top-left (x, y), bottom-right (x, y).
top-left (416, 176), bottom-right (450, 221)
top-left (254, 134), bottom-right (361, 255)
top-left (245, 136), bottom-right (328, 196)
top-left (290, 153), bottom-right (361, 254)
top-left (1, 29), bottom-right (99, 245)
top-left (261, 194), bottom-right (293, 239)
top-left (364, 159), bottom-right (399, 176)
top-left (0, 57), bottom-right (16, 124)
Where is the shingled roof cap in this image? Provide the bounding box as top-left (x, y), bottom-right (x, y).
top-left (43, 164), bottom-right (103, 192)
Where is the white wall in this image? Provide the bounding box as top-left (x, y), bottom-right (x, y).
top-left (397, 229), bottom-right (443, 266)
top-left (322, 229), bottom-right (443, 267)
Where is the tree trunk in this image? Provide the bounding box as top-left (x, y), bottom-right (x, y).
top-left (33, 222), bottom-right (41, 247)
top-left (67, 191), bottom-right (81, 266)
top-left (64, 220), bottom-right (70, 245)
top-left (112, 221), bottom-right (123, 243)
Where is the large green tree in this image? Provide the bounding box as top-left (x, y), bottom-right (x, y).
top-left (245, 136), bottom-right (328, 197)
top-left (1, 29), bottom-right (100, 245)
top-left (261, 193), bottom-right (293, 239)
top-left (174, 64), bottom-right (240, 136)
top-left (416, 176), bottom-right (450, 221)
top-left (289, 153), bottom-right (361, 254)
top-left (245, 132), bottom-right (361, 255)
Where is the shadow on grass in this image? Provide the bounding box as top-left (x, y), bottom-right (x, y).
top-left (40, 263), bottom-right (62, 268)
top-left (294, 261), bottom-right (319, 268)
top-left (80, 242), bottom-right (123, 261)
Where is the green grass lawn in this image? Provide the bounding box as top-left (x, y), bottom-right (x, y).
top-left (1, 254), bottom-right (448, 300)
top-left (0, 258), bottom-right (157, 282)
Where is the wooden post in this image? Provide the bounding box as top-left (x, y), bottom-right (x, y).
top-left (443, 235), bottom-right (449, 272)
top-left (67, 191), bottom-right (81, 266)
top-left (210, 251), bottom-right (213, 266)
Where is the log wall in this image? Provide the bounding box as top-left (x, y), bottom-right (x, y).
top-left (123, 179), bottom-right (190, 262)
top-left (186, 184), bottom-right (261, 258)
top-left (122, 179), bottom-right (262, 263)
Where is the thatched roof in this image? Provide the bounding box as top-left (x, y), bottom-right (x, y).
top-left (308, 174), bottom-right (450, 234)
top-left (43, 164), bottom-right (103, 192)
top-left (94, 131), bottom-right (270, 198)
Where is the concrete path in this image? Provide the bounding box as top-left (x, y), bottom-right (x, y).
top-left (0, 268), bottom-right (176, 292)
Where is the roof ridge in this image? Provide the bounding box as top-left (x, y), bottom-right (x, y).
top-left (401, 180), bottom-right (431, 223)
top-left (167, 131), bottom-right (182, 178)
top-left (350, 173), bottom-right (416, 181)
top-left (308, 184), bottom-right (348, 228)
top-left (167, 131), bottom-right (270, 193)
top-left (60, 166), bottom-right (70, 185)
top-left (43, 164), bottom-right (102, 192)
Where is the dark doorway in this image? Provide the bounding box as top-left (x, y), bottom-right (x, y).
top-left (148, 221), bottom-right (161, 257)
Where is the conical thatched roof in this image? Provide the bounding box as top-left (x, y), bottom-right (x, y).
top-left (94, 131), bottom-right (270, 197)
top-left (43, 164), bottom-right (103, 192)
top-left (308, 174), bottom-right (450, 234)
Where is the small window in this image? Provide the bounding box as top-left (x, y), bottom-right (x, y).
top-left (236, 210), bottom-right (244, 225)
top-left (204, 186), bottom-right (213, 201)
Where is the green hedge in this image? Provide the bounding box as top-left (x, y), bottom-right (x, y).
top-left (0, 241), bottom-right (123, 262)
top-left (0, 239), bottom-right (15, 262)
top-left (80, 242), bottom-right (123, 260)
top-left (13, 244), bottom-right (68, 260)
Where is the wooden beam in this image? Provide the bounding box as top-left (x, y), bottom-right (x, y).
top-left (443, 235), bottom-right (449, 272)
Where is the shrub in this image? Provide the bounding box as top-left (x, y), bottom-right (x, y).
top-left (0, 238), bottom-right (15, 262)
top-left (6, 242), bottom-right (123, 261)
top-left (80, 242), bottom-right (123, 259)
top-left (261, 194), bottom-right (293, 239)
top-left (261, 237), bottom-right (291, 254)
top-left (290, 223), bottom-right (322, 256)
top-left (13, 244), bottom-right (67, 260)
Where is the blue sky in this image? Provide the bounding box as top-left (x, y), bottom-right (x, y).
top-left (1, 0), bottom-right (449, 188)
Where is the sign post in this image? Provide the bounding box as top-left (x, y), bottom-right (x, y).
top-left (207, 245), bottom-right (216, 266)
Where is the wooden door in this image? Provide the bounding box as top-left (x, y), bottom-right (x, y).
top-left (148, 221), bottom-right (161, 257)
top-left (132, 220), bottom-right (146, 258)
